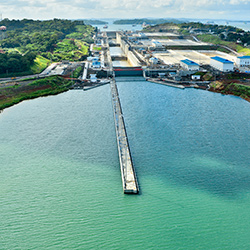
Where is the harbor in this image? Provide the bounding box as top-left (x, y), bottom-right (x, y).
top-left (50, 28), bottom-right (249, 195)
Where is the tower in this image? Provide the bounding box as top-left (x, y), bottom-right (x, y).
top-left (0, 26), bottom-right (6, 40)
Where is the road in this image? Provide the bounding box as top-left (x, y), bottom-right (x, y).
top-left (0, 62), bottom-right (82, 88)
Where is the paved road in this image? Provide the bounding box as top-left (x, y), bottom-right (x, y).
top-left (0, 62), bottom-right (85, 89)
top-left (0, 63), bottom-right (71, 88)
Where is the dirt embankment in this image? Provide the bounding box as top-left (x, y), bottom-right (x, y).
top-left (209, 79), bottom-right (250, 103)
top-left (0, 76), bottom-right (71, 110)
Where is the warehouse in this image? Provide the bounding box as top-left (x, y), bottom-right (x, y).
top-left (180, 59), bottom-right (199, 71)
top-left (151, 40), bottom-right (163, 48)
top-left (210, 56), bottom-right (234, 72)
top-left (236, 56), bottom-right (250, 67)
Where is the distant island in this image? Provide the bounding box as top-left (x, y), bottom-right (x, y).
top-left (82, 19), bottom-right (108, 25)
top-left (113, 18), bottom-right (182, 25)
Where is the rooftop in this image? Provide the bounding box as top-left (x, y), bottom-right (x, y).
top-left (237, 56), bottom-right (250, 59)
top-left (211, 56), bottom-right (234, 64)
top-left (181, 59), bottom-right (199, 66)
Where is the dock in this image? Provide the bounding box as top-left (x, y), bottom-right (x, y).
top-left (110, 79), bottom-right (139, 194)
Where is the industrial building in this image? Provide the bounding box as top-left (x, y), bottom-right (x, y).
top-left (149, 57), bottom-right (159, 65)
top-left (236, 56), bottom-right (250, 67)
top-left (210, 56), bottom-right (234, 72)
top-left (151, 40), bottom-right (163, 48)
top-left (180, 59), bottom-right (199, 71)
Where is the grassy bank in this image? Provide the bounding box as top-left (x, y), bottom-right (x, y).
top-left (30, 55), bottom-right (50, 74)
top-left (209, 81), bottom-right (250, 102)
top-left (197, 34), bottom-right (250, 55)
top-left (72, 66), bottom-right (83, 78)
top-left (0, 76), bottom-right (71, 110)
top-left (0, 55), bottom-right (50, 78)
top-left (0, 70), bottom-right (34, 78)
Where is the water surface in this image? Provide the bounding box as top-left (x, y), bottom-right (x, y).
top-left (1, 80), bottom-right (250, 249)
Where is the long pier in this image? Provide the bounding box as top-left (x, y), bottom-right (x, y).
top-left (110, 79), bottom-right (139, 194)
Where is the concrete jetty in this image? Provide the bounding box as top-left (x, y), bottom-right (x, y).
top-left (148, 78), bottom-right (185, 89)
top-left (110, 79), bottom-right (139, 194)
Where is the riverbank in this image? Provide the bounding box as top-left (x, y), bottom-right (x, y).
top-left (209, 80), bottom-right (250, 102)
top-left (0, 76), bottom-right (71, 110)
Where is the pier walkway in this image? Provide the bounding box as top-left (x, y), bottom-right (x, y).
top-left (110, 79), bottom-right (139, 194)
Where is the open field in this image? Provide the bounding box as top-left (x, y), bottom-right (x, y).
top-left (154, 50), bottom-right (237, 65)
top-left (158, 39), bottom-right (208, 46)
top-left (138, 38), bottom-right (209, 47)
top-left (144, 32), bottom-right (179, 37)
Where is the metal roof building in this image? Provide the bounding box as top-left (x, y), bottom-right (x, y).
top-left (236, 56), bottom-right (250, 67)
top-left (210, 56), bottom-right (234, 72)
top-left (152, 40), bottom-right (163, 48)
top-left (180, 59), bottom-right (199, 71)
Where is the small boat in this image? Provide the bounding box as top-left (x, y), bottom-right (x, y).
top-left (103, 25), bottom-right (108, 29)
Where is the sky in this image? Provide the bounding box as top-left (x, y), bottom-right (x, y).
top-left (0, 0), bottom-right (250, 21)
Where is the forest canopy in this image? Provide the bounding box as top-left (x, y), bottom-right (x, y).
top-left (0, 19), bottom-right (94, 75)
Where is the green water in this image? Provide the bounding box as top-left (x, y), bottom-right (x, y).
top-left (1, 80), bottom-right (250, 249)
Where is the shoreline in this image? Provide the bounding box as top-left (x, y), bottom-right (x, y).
top-left (1, 77), bottom-right (250, 112)
top-left (208, 88), bottom-right (250, 103)
top-left (0, 76), bottom-right (71, 111)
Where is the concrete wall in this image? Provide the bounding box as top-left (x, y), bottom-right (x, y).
top-left (116, 32), bottom-right (122, 45)
top-left (127, 51), bottom-right (140, 66)
top-left (116, 32), bottom-right (140, 67)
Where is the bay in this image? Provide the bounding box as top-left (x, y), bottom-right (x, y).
top-left (1, 79), bottom-right (250, 249)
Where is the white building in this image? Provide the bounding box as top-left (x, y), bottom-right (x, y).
top-left (210, 56), bottom-right (234, 72)
top-left (138, 33), bottom-right (148, 39)
top-left (180, 59), bottom-right (199, 71)
top-left (90, 74), bottom-right (97, 83)
top-left (149, 57), bottom-right (159, 65)
top-left (191, 75), bottom-right (201, 80)
top-left (236, 56), bottom-right (250, 67)
top-left (92, 61), bottom-right (101, 68)
top-left (152, 40), bottom-right (163, 48)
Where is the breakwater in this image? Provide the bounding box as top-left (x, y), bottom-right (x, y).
top-left (110, 79), bottom-right (139, 194)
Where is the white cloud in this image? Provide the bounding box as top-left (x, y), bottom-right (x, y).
top-left (0, 0), bottom-right (250, 20)
top-left (230, 0), bottom-right (250, 4)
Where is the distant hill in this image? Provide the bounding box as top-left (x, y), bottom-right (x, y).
top-left (82, 20), bottom-right (108, 25)
top-left (113, 19), bottom-right (183, 25)
top-left (0, 18), bottom-right (94, 75)
top-left (0, 18), bottom-right (84, 33)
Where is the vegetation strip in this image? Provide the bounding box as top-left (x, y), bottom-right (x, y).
top-left (0, 76), bottom-right (71, 110)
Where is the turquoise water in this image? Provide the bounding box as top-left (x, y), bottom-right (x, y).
top-left (1, 79), bottom-right (250, 249)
